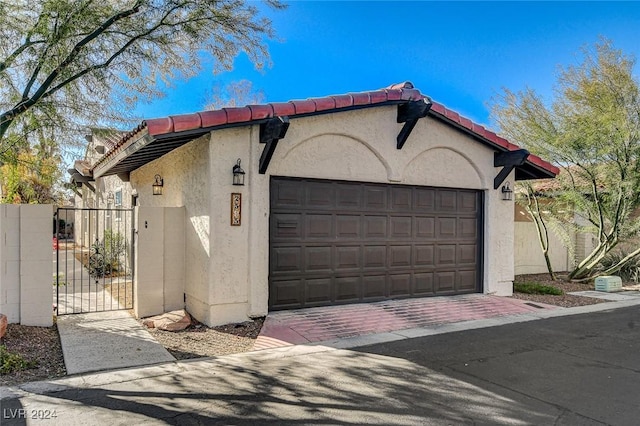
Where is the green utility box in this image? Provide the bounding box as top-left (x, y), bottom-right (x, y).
top-left (594, 276), bottom-right (622, 292)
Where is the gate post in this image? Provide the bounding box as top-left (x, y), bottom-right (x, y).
top-left (19, 205), bottom-right (53, 326)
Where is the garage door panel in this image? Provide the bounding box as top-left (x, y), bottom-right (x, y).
top-left (272, 214), bottom-right (302, 240)
top-left (458, 270), bottom-right (478, 291)
top-left (272, 247), bottom-right (302, 273)
top-left (269, 178), bottom-right (482, 310)
top-left (335, 277), bottom-right (360, 302)
top-left (458, 244), bottom-right (477, 264)
top-left (414, 273), bottom-right (435, 295)
top-left (306, 279), bottom-right (332, 305)
top-left (435, 272), bottom-right (456, 293)
top-left (270, 280), bottom-right (303, 308)
top-left (390, 274), bottom-right (411, 296)
top-left (391, 187), bottom-right (412, 211)
top-left (364, 216), bottom-right (387, 238)
top-left (436, 245), bottom-right (456, 265)
top-left (364, 246), bottom-right (386, 268)
top-left (389, 245), bottom-right (412, 267)
top-left (390, 216), bottom-right (412, 238)
top-left (305, 247), bottom-right (333, 271)
top-left (414, 245), bottom-right (435, 265)
top-left (363, 275), bottom-right (386, 299)
top-left (336, 184), bottom-right (362, 208)
top-left (306, 214), bottom-right (333, 239)
top-left (364, 186), bottom-right (387, 210)
top-left (416, 217), bottom-right (435, 238)
top-left (336, 215), bottom-right (361, 238)
top-left (272, 181), bottom-right (304, 208)
top-left (459, 218), bottom-right (478, 239)
top-left (306, 182), bottom-right (335, 209)
top-left (336, 246), bottom-right (361, 270)
top-left (437, 217), bottom-right (457, 238)
top-left (437, 190), bottom-right (458, 211)
top-left (459, 191), bottom-right (478, 212)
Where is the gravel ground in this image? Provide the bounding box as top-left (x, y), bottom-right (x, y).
top-left (143, 317), bottom-right (264, 360)
top-left (513, 273), bottom-right (610, 307)
top-left (0, 323), bottom-right (66, 387)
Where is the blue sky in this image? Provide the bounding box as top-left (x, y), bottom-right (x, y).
top-left (134, 1), bottom-right (640, 129)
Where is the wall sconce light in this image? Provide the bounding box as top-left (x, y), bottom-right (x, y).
top-left (232, 158), bottom-right (245, 186)
top-left (501, 181), bottom-right (513, 201)
top-left (106, 191), bottom-right (114, 205)
top-left (152, 174), bottom-right (164, 195)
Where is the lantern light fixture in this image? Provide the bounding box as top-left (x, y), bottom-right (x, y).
top-left (152, 174), bottom-right (164, 195)
top-left (232, 158), bottom-right (245, 186)
top-left (501, 181), bottom-right (513, 201)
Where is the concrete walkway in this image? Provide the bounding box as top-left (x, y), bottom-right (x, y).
top-left (56, 311), bottom-right (174, 375)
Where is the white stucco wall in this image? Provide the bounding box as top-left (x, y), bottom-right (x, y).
top-left (199, 106), bottom-right (517, 325)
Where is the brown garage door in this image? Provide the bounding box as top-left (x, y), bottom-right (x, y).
top-left (269, 177), bottom-right (482, 310)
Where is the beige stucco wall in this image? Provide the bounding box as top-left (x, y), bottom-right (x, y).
top-left (134, 206), bottom-right (186, 318)
top-left (514, 222), bottom-right (571, 275)
top-left (131, 135), bottom-right (210, 321)
top-left (0, 204), bottom-right (53, 326)
top-left (199, 106), bottom-right (516, 325)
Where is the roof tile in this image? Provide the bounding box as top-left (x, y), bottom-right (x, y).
top-left (350, 92), bottom-right (371, 106)
top-left (430, 102), bottom-right (446, 115)
top-left (312, 97), bottom-right (336, 112)
top-left (145, 117), bottom-right (174, 136)
top-left (444, 109), bottom-right (460, 123)
top-left (171, 113), bottom-right (202, 133)
top-left (291, 99), bottom-right (317, 114)
top-left (385, 89), bottom-right (402, 101)
top-left (200, 110), bottom-right (228, 128)
top-left (271, 102), bottom-right (296, 116)
top-left (331, 94), bottom-right (353, 109)
top-left (458, 116), bottom-right (473, 130)
top-left (225, 107), bottom-right (252, 123)
top-left (248, 104), bottom-right (273, 120)
top-left (369, 91), bottom-right (388, 104)
top-left (400, 89), bottom-right (423, 101)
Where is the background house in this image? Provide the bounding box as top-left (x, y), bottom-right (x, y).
top-left (71, 82), bottom-right (558, 326)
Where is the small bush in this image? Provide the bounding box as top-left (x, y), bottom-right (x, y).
top-left (599, 251), bottom-right (640, 282)
top-left (514, 282), bottom-right (564, 295)
top-left (88, 230), bottom-right (127, 278)
top-left (0, 345), bottom-right (36, 374)
top-left (52, 272), bottom-right (66, 287)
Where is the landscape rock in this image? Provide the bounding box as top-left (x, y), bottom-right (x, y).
top-left (142, 310), bottom-right (191, 331)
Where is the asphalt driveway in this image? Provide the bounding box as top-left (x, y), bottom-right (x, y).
top-left (2, 305), bottom-right (639, 425)
top-left (358, 304), bottom-right (640, 425)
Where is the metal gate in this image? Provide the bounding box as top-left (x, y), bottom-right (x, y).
top-left (53, 207), bottom-right (135, 315)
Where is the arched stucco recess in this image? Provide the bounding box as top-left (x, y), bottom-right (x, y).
top-left (277, 132), bottom-right (394, 182)
top-left (402, 146), bottom-right (486, 189)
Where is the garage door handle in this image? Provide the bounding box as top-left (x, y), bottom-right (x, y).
top-left (277, 222), bottom-right (297, 228)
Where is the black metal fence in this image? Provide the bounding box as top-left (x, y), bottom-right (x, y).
top-left (54, 207), bottom-right (135, 315)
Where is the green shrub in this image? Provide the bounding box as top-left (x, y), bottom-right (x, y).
top-left (0, 345), bottom-right (36, 374)
top-left (599, 251), bottom-right (640, 282)
top-left (88, 230), bottom-right (127, 278)
top-left (514, 282), bottom-right (564, 295)
top-left (52, 272), bottom-right (66, 286)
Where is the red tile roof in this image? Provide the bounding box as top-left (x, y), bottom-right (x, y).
top-left (91, 82), bottom-right (559, 177)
